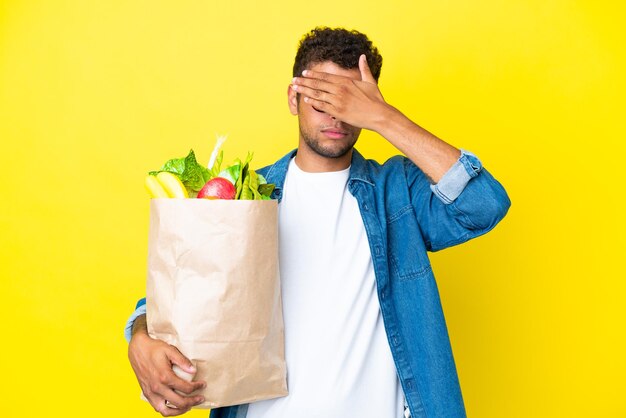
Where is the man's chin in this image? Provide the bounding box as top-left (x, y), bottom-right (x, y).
top-left (305, 138), bottom-right (357, 159)
top-left (313, 144), bottom-right (354, 159)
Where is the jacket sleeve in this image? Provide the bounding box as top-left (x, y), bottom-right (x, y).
top-left (124, 298), bottom-right (147, 343)
top-left (405, 149), bottom-right (511, 252)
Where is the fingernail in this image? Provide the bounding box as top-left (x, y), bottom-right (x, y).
top-left (292, 77), bottom-right (297, 84)
top-left (302, 70), bottom-right (308, 76)
top-left (292, 84), bottom-right (298, 91)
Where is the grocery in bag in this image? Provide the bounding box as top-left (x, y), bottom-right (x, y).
top-left (142, 141), bottom-right (288, 408)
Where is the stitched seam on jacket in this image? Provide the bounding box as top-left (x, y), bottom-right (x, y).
top-left (387, 204), bottom-right (414, 224)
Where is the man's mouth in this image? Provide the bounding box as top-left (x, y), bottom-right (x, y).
top-left (321, 129), bottom-right (348, 139)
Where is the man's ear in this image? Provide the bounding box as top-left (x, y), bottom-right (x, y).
top-left (287, 84), bottom-right (298, 115)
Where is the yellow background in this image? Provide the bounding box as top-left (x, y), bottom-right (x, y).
top-left (1, 1), bottom-right (624, 417)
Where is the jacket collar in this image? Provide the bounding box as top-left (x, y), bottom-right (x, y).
top-left (347, 148), bottom-right (375, 187)
top-left (265, 147), bottom-right (374, 201)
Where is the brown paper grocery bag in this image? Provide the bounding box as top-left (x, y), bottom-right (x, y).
top-left (145, 198), bottom-right (288, 409)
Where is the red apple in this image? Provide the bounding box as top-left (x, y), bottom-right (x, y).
top-left (197, 177), bottom-right (236, 200)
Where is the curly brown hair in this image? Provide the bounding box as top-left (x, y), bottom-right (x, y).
top-left (293, 27), bottom-right (383, 82)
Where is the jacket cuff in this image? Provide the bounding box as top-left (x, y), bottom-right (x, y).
top-left (124, 302), bottom-right (147, 343)
top-left (430, 149), bottom-right (482, 204)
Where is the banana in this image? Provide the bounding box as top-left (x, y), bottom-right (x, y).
top-left (156, 172), bottom-right (189, 198)
top-left (145, 175), bottom-right (169, 198)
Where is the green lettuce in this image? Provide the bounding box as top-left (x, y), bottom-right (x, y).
top-left (218, 163), bottom-right (241, 186)
top-left (149, 149), bottom-right (211, 192)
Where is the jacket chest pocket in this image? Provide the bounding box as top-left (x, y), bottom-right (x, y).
top-left (387, 205), bottom-right (432, 280)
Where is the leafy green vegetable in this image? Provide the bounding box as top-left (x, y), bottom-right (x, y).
top-left (248, 170), bottom-right (263, 200)
top-left (149, 149), bottom-right (211, 192)
top-left (233, 158), bottom-right (243, 198)
top-left (209, 150), bottom-right (224, 179)
top-left (240, 172), bottom-right (253, 200)
top-left (258, 183), bottom-right (275, 198)
top-left (256, 173), bottom-right (268, 185)
top-left (254, 169), bottom-right (275, 199)
top-left (149, 148), bottom-right (275, 200)
top-left (235, 152), bottom-right (254, 199)
top-left (218, 163), bottom-right (240, 186)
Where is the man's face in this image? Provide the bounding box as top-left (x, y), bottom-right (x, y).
top-left (288, 61), bottom-right (362, 159)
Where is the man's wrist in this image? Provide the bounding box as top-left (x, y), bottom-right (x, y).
top-left (373, 104), bottom-right (415, 143)
top-left (131, 313), bottom-right (148, 338)
top-left (124, 303), bottom-right (147, 343)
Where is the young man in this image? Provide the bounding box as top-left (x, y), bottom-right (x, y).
top-left (126, 27), bottom-right (511, 418)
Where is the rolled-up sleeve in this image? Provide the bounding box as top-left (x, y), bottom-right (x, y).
top-left (430, 149), bottom-right (482, 204)
top-left (406, 149), bottom-right (511, 252)
top-left (124, 298), bottom-right (147, 343)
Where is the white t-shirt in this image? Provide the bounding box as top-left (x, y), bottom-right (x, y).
top-left (246, 158), bottom-right (405, 418)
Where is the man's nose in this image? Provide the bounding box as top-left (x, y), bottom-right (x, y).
top-left (327, 113), bottom-right (346, 128)
top-left (332, 117), bottom-right (344, 128)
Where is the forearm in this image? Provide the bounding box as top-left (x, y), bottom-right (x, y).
top-left (374, 105), bottom-right (461, 184)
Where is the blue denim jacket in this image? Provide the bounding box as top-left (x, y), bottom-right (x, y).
top-left (127, 148), bottom-right (510, 418)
